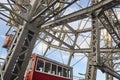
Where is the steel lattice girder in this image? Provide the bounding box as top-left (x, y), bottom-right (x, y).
top-left (42, 0), bottom-right (120, 28)
top-left (1, 0), bottom-right (79, 80)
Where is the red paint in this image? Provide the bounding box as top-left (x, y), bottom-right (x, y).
top-left (24, 54), bottom-right (72, 80)
top-left (33, 71), bottom-right (71, 80)
top-left (24, 71), bottom-right (34, 80)
top-left (2, 34), bottom-right (14, 48)
top-left (25, 71), bottom-right (71, 80)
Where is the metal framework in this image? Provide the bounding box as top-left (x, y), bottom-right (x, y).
top-left (0, 0), bottom-right (120, 80)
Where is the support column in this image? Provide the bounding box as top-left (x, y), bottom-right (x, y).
top-left (2, 24), bottom-right (39, 80)
top-left (104, 10), bottom-right (113, 80)
top-left (85, 0), bottom-right (100, 80)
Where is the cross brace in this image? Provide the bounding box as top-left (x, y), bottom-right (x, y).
top-left (42, 0), bottom-right (120, 28)
top-left (98, 9), bottom-right (120, 47)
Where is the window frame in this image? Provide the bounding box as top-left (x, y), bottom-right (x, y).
top-left (36, 58), bottom-right (45, 72)
top-left (35, 57), bottom-right (73, 79)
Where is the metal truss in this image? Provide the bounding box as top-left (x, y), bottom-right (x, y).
top-left (98, 8), bottom-right (120, 48)
top-left (0, 0), bottom-right (78, 80)
top-left (0, 0), bottom-right (120, 80)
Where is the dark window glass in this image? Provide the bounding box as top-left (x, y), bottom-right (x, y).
top-left (58, 66), bottom-right (62, 76)
top-left (44, 62), bottom-right (51, 73)
top-left (63, 68), bottom-right (67, 77)
top-left (67, 69), bottom-right (71, 78)
top-left (51, 64), bottom-right (57, 74)
top-left (36, 59), bottom-right (44, 72)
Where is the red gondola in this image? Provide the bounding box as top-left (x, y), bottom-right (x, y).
top-left (2, 34), bottom-right (14, 48)
top-left (24, 54), bottom-right (73, 80)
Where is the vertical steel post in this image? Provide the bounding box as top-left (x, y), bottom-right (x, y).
top-left (105, 10), bottom-right (113, 80)
top-left (85, 0), bottom-right (100, 80)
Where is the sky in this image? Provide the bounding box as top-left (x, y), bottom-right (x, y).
top-left (0, 0), bottom-right (119, 80)
top-left (0, 20), bottom-right (9, 59)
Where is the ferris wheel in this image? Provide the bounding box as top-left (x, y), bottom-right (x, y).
top-left (0, 0), bottom-right (120, 80)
